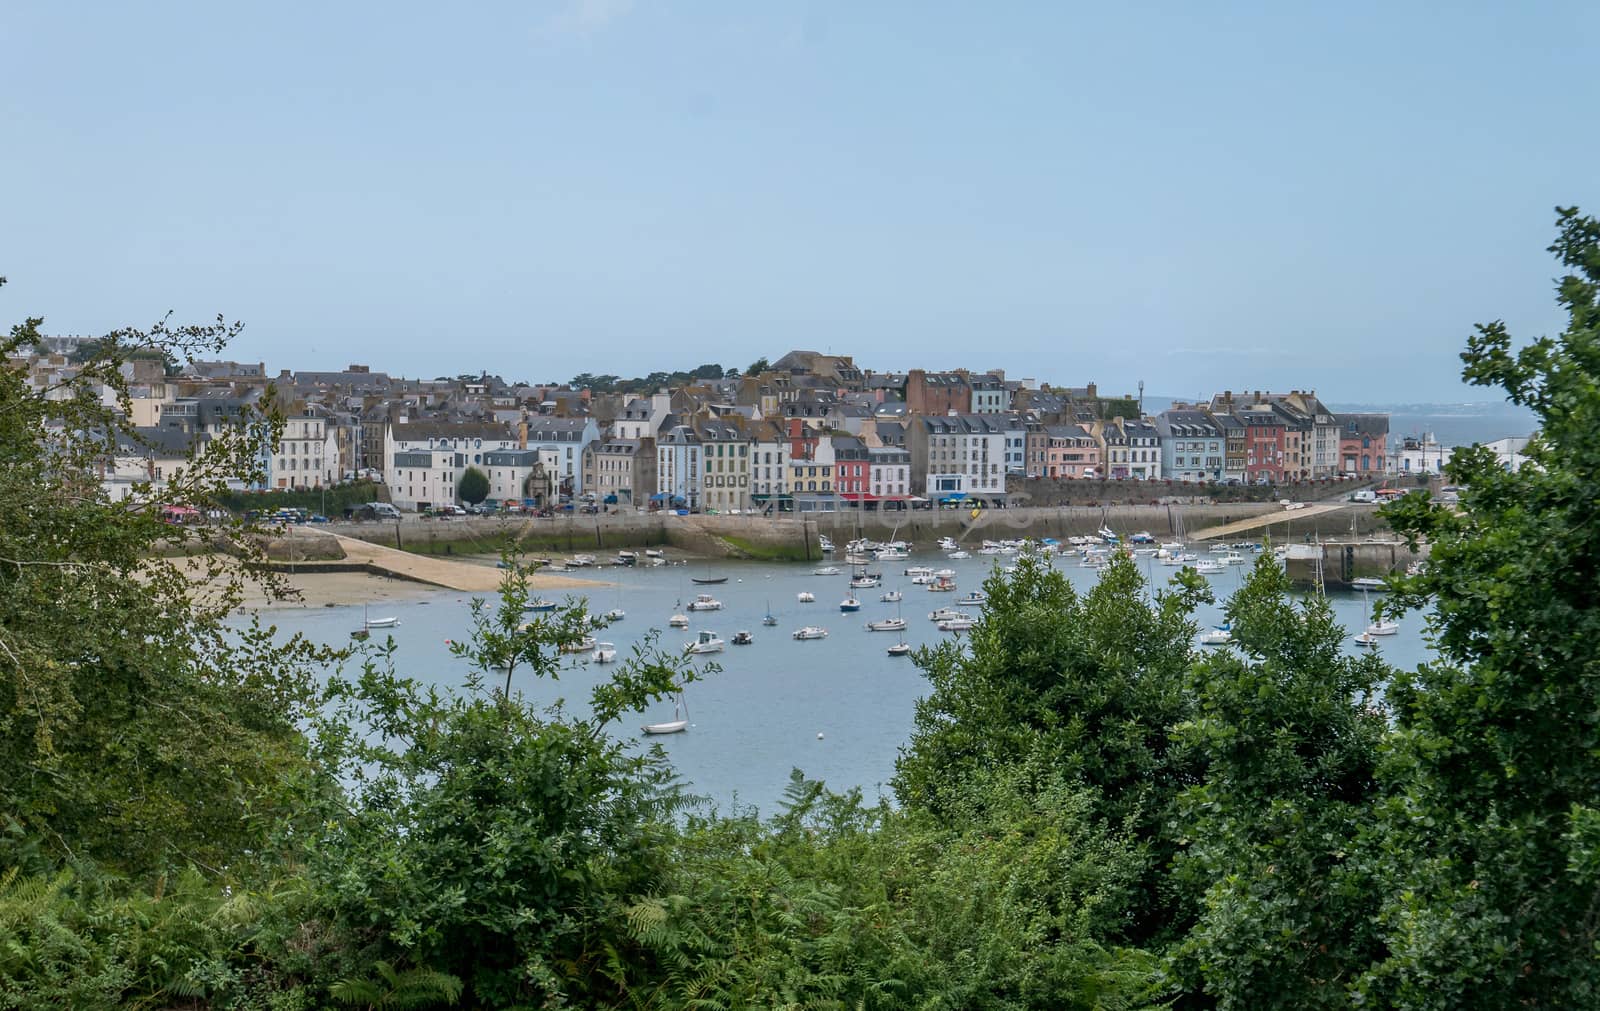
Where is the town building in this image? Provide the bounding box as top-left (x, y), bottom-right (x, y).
top-left (1336, 413), bottom-right (1389, 476)
top-left (908, 414), bottom-right (1009, 503)
top-left (1155, 410), bottom-right (1225, 482)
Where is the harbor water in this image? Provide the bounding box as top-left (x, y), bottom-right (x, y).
top-left (257, 548), bottom-right (1434, 815)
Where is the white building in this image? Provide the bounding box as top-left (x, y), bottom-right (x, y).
top-left (911, 414), bottom-right (1008, 502)
top-left (384, 422), bottom-right (518, 511)
top-left (521, 416), bottom-right (599, 497)
top-left (749, 422), bottom-right (789, 510)
top-left (482, 448), bottom-right (548, 505)
top-left (270, 413), bottom-right (338, 489)
top-left (868, 445), bottom-right (911, 500)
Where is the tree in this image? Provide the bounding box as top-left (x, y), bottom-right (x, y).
top-left (1169, 555), bottom-right (1389, 1008)
top-left (0, 289), bottom-right (331, 880)
top-left (301, 552), bottom-right (701, 1007)
top-left (1363, 207), bottom-right (1600, 1006)
top-left (688, 363), bottom-right (723, 380)
top-left (746, 356), bottom-right (771, 376)
top-left (895, 554), bottom-right (1206, 946)
top-left (457, 466), bottom-right (488, 505)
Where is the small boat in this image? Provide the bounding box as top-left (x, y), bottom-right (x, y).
top-left (905, 566), bottom-right (934, 578)
top-left (849, 574), bottom-right (881, 588)
top-left (592, 642), bottom-right (618, 663)
top-left (813, 565), bottom-right (842, 576)
top-left (364, 615), bottom-right (400, 629)
top-left (875, 546), bottom-right (908, 561)
top-left (684, 630), bottom-right (725, 655)
top-left (1350, 577), bottom-right (1388, 592)
top-left (880, 589), bottom-right (903, 603)
top-left (937, 537), bottom-right (959, 551)
top-left (844, 553), bottom-right (873, 566)
top-left (642, 693), bottom-right (689, 735)
top-left (615, 551), bottom-right (638, 566)
top-left (887, 641), bottom-right (912, 657)
top-left (1195, 560), bottom-right (1225, 575)
top-left (349, 628), bottom-right (370, 641)
top-left (792, 626), bottom-right (829, 640)
top-left (839, 597), bottom-right (862, 612)
top-left (797, 591), bottom-right (815, 603)
top-left (686, 594), bottom-right (723, 612)
top-left (604, 607), bottom-right (626, 622)
top-left (560, 635), bottom-right (597, 655)
top-left (1365, 619), bottom-right (1399, 637)
top-left (524, 599), bottom-right (557, 613)
top-left (1223, 551), bottom-right (1247, 565)
top-left (1353, 632), bottom-right (1381, 648)
top-left (692, 576), bottom-right (728, 585)
top-left (866, 617), bottom-right (907, 632)
top-left (818, 535), bottom-right (834, 553)
top-left (929, 606), bottom-right (970, 622)
top-left (645, 548), bottom-right (665, 559)
top-left (946, 550), bottom-right (970, 559)
top-left (731, 630), bottom-right (754, 646)
top-left (938, 617), bottom-right (975, 632)
top-left (928, 576), bottom-right (956, 593)
top-left (668, 613), bottom-right (689, 628)
top-left (1198, 625), bottom-right (1232, 646)
top-left (569, 554), bottom-right (596, 567)
top-left (956, 592), bottom-right (985, 606)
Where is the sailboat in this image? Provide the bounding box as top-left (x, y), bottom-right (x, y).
top-left (360, 604), bottom-right (399, 630)
top-left (1363, 585), bottom-right (1399, 637)
top-left (642, 692), bottom-right (690, 735)
top-left (762, 600), bottom-right (778, 626)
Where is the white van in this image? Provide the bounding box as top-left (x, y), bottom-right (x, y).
top-left (1348, 489), bottom-right (1377, 503)
top-left (370, 502), bottom-right (401, 519)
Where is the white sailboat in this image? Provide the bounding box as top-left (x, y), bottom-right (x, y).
top-left (1363, 586), bottom-right (1399, 636)
top-left (642, 692), bottom-right (690, 735)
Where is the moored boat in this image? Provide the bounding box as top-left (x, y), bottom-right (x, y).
top-left (866, 617), bottom-right (907, 632)
top-left (792, 626), bottom-right (829, 640)
top-left (684, 630), bottom-right (725, 655)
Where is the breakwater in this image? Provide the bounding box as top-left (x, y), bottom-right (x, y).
top-left (324, 503), bottom-right (1390, 561)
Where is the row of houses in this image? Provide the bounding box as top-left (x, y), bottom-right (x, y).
top-left (15, 344), bottom-right (1420, 511)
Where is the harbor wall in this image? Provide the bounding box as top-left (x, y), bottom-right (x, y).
top-left (1283, 539), bottom-right (1425, 590)
top-left (322, 503), bottom-right (1392, 561)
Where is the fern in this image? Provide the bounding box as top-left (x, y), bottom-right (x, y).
top-left (329, 959), bottom-right (464, 1009)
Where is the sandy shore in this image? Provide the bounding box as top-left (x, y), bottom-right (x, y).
top-left (170, 554), bottom-right (607, 614)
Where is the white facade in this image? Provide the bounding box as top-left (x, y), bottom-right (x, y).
top-left (384, 425), bottom-right (518, 511)
top-left (868, 447), bottom-right (911, 499)
top-left (749, 433), bottom-right (789, 503)
top-left (271, 415), bottom-right (337, 489)
top-left (920, 416), bottom-right (1006, 498)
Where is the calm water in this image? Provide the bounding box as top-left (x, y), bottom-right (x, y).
top-left (257, 550), bottom-right (1434, 815)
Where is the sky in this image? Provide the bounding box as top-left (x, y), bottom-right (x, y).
top-left (3, 1), bottom-right (1596, 402)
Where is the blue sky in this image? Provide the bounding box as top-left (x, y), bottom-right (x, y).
top-left (3, 1), bottom-right (1595, 401)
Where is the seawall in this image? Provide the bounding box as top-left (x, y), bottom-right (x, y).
top-left (325, 503), bottom-right (1391, 561)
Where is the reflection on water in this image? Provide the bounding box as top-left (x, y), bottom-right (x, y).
top-left (248, 550), bottom-right (1434, 815)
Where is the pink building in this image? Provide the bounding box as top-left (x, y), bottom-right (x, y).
top-left (1044, 424), bottom-right (1101, 478)
top-left (1337, 414), bottom-right (1389, 475)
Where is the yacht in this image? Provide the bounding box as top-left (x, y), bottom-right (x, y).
top-left (684, 630), bottom-right (725, 655)
top-left (880, 589), bottom-right (903, 603)
top-left (792, 626), bottom-right (829, 640)
top-left (731, 631), bottom-right (754, 646)
top-left (956, 591), bottom-right (985, 606)
top-left (937, 617), bottom-right (975, 632)
top-left (686, 594), bottom-right (723, 611)
top-left (817, 534), bottom-right (834, 553)
top-left (946, 550), bottom-right (971, 559)
top-left (849, 573), bottom-right (881, 588)
top-left (928, 607), bottom-right (971, 622)
top-left (797, 591), bottom-right (815, 603)
top-left (592, 642), bottom-right (618, 664)
top-left (866, 617), bottom-right (908, 632)
top-left (887, 641), bottom-right (913, 657)
top-left (905, 565), bottom-right (934, 578)
top-left (839, 597), bottom-right (862, 612)
top-left (813, 565), bottom-right (842, 576)
top-left (1195, 559), bottom-right (1225, 575)
top-left (668, 613), bottom-right (689, 628)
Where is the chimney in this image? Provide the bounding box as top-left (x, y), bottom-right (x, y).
top-left (518, 411), bottom-right (528, 450)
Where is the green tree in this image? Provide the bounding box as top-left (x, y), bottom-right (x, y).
top-left (895, 554), bottom-right (1206, 946)
top-left (0, 291), bottom-right (331, 880)
top-left (1169, 555), bottom-right (1389, 1008)
top-left (746, 356), bottom-right (771, 375)
top-left (299, 553), bottom-right (701, 1007)
top-left (1364, 207), bottom-right (1600, 1006)
top-left (456, 465), bottom-right (488, 505)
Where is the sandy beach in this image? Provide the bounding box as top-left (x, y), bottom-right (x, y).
top-left (167, 552), bottom-right (607, 614)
